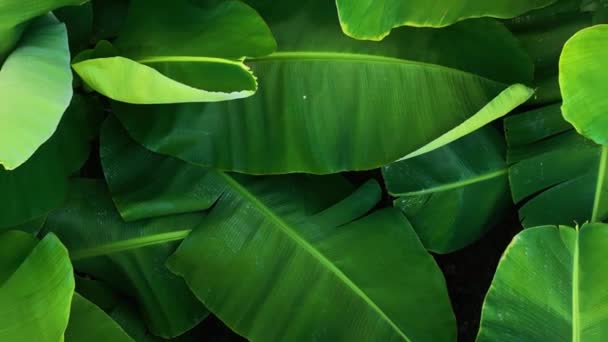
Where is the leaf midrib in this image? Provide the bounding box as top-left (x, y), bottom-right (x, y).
top-left (573, 228), bottom-right (580, 342)
top-left (591, 145), bottom-right (608, 222)
top-left (70, 229), bottom-right (192, 261)
top-left (217, 172), bottom-right (412, 342)
top-left (248, 51), bottom-right (500, 85)
top-left (390, 168), bottom-right (507, 197)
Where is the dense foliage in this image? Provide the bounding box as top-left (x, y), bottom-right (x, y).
top-left (1, 0), bottom-right (608, 341)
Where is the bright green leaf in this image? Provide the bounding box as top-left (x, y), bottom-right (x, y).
top-left (335, 0), bottom-right (556, 40)
top-left (168, 177), bottom-right (456, 341)
top-left (65, 293), bottom-right (134, 342)
top-left (0, 15), bottom-right (73, 169)
top-left (73, 0), bottom-right (275, 104)
top-left (560, 24), bottom-right (608, 145)
top-left (478, 223), bottom-right (608, 341)
top-left (0, 232), bottom-right (75, 342)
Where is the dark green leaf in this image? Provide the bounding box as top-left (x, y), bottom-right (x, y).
top-left (42, 180), bottom-right (209, 338)
top-left (383, 127), bottom-right (510, 253)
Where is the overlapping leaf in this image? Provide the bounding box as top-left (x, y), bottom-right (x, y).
top-left (506, 104), bottom-right (608, 227)
top-left (42, 180), bottom-right (209, 338)
top-left (0, 95), bottom-right (102, 230)
top-left (560, 24), bottom-right (608, 145)
top-left (100, 114), bottom-right (222, 221)
top-left (383, 127), bottom-right (510, 253)
top-left (66, 293), bottom-right (134, 342)
top-left (0, 15), bottom-right (73, 169)
top-left (335, 0), bottom-right (556, 40)
top-left (115, 0), bottom-right (533, 174)
top-left (478, 224), bottom-right (608, 341)
top-left (73, 0), bottom-right (276, 104)
top-left (168, 177), bottom-right (456, 341)
top-left (0, 231), bottom-right (74, 342)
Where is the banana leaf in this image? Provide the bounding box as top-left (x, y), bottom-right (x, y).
top-left (478, 223), bottom-right (608, 341)
top-left (100, 116), bottom-right (222, 221)
top-left (560, 24), bottom-right (608, 145)
top-left (42, 180), bottom-right (209, 338)
top-left (505, 103), bottom-right (608, 227)
top-left (115, 1), bottom-right (533, 174)
top-left (383, 126), bottom-right (510, 253)
top-left (66, 293), bottom-right (134, 342)
top-left (0, 15), bottom-right (73, 170)
top-left (168, 177), bottom-right (456, 341)
top-left (73, 0), bottom-right (276, 104)
top-left (335, 0), bottom-right (555, 40)
top-left (0, 231), bottom-right (74, 342)
top-left (0, 95), bottom-right (102, 230)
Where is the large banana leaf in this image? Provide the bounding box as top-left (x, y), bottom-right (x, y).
top-left (101, 116), bottom-right (222, 221)
top-left (0, 15), bottom-right (73, 170)
top-left (335, 0), bottom-right (555, 40)
top-left (0, 231), bottom-right (74, 342)
top-left (560, 24), bottom-right (608, 145)
top-left (0, 95), bottom-right (102, 230)
top-left (168, 177), bottom-right (456, 341)
top-left (383, 127), bottom-right (510, 253)
top-left (115, 1), bottom-right (533, 174)
top-left (73, 0), bottom-right (276, 104)
top-left (66, 293), bottom-right (134, 342)
top-left (42, 180), bottom-right (209, 338)
top-left (478, 223), bottom-right (608, 341)
top-left (505, 103), bottom-right (608, 227)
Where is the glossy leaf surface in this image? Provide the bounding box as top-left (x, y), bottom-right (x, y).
top-left (115, 1), bottom-right (532, 174)
top-left (560, 24), bottom-right (608, 145)
top-left (506, 104), bottom-right (608, 227)
top-left (0, 232), bottom-right (74, 342)
top-left (73, 0), bottom-right (275, 104)
top-left (335, 0), bottom-right (555, 40)
top-left (0, 15), bottom-right (73, 169)
top-left (42, 180), bottom-right (209, 338)
top-left (168, 177), bottom-right (456, 341)
top-left (478, 224), bottom-right (608, 341)
top-left (384, 127), bottom-right (510, 253)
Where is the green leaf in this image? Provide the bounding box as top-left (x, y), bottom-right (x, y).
top-left (249, 0), bottom-right (534, 84)
top-left (54, 2), bottom-right (93, 53)
top-left (560, 24), bottom-right (608, 145)
top-left (101, 116), bottom-right (222, 221)
top-left (505, 103), bottom-right (608, 227)
top-left (335, 0), bottom-right (556, 40)
top-left (73, 0), bottom-right (276, 104)
top-left (478, 223), bottom-right (608, 341)
top-left (114, 2), bottom-right (533, 174)
top-left (506, 1), bottom-right (608, 106)
top-left (383, 127), bottom-right (510, 253)
top-left (0, 15), bottom-right (73, 169)
top-left (168, 177), bottom-right (456, 341)
top-left (0, 231), bottom-right (75, 342)
top-left (0, 0), bottom-right (84, 31)
top-left (42, 180), bottom-right (209, 338)
top-left (0, 95), bottom-right (102, 230)
top-left (66, 293), bottom-right (134, 342)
